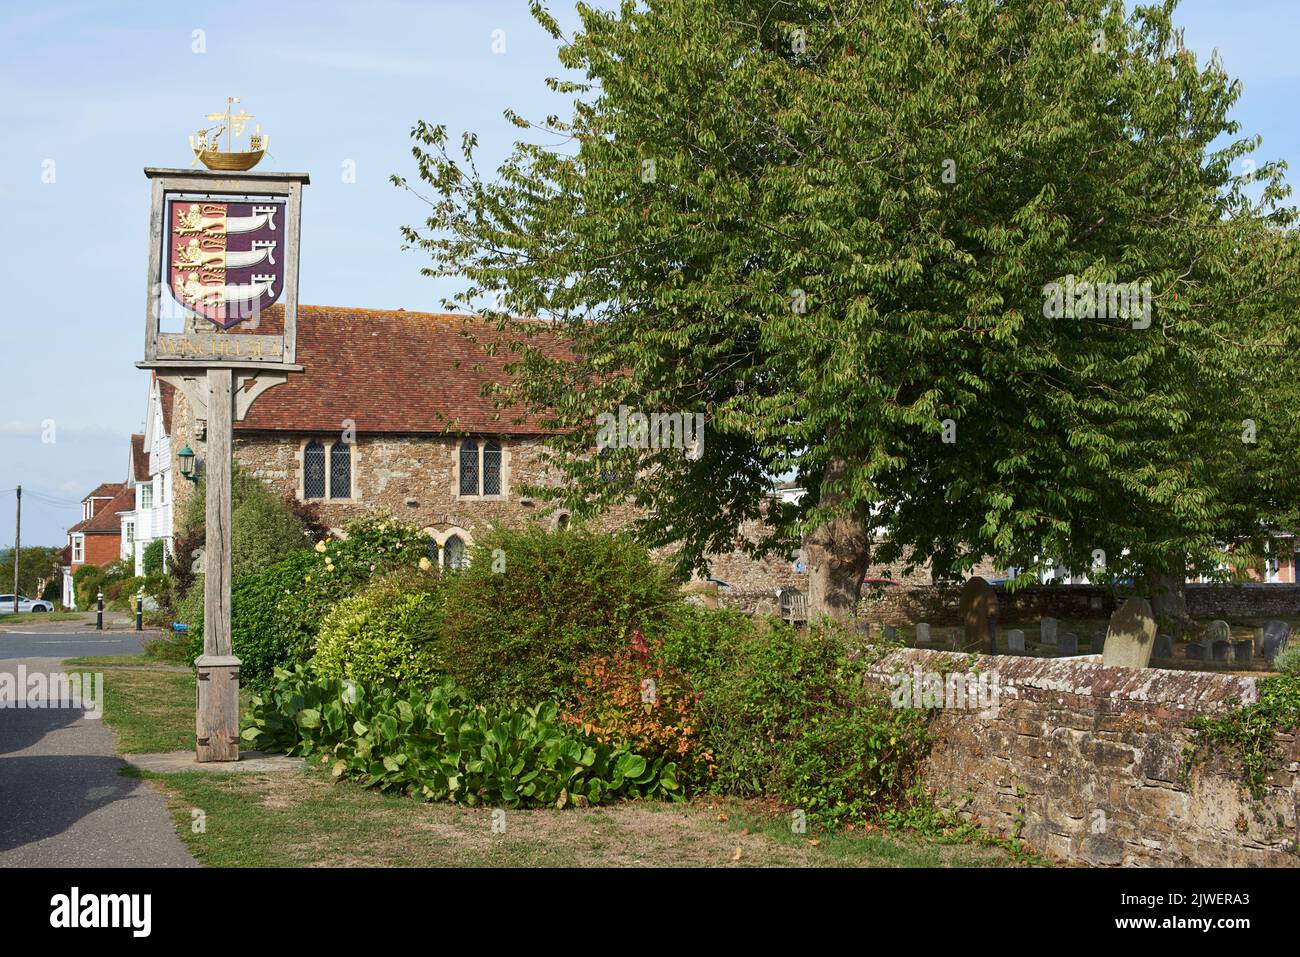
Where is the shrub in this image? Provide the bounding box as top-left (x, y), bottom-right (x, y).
top-left (174, 577), bottom-right (205, 634)
top-left (242, 667), bottom-right (681, 807)
top-left (72, 564), bottom-right (104, 610)
top-left (104, 576), bottom-right (146, 610)
top-left (169, 466), bottom-right (315, 604)
top-left (142, 538), bottom-right (166, 576)
top-left (652, 608), bottom-right (931, 827)
top-left (1274, 644), bottom-right (1300, 676)
top-left (564, 629), bottom-right (714, 787)
top-left (73, 561), bottom-right (132, 610)
top-left (231, 492), bottom-right (311, 581)
top-left (313, 569), bottom-right (445, 691)
top-left (188, 515), bottom-right (431, 688)
top-left (437, 524), bottom-right (678, 705)
top-left (40, 579), bottom-right (60, 604)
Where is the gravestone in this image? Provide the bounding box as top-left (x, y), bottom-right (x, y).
top-left (1186, 642), bottom-right (1208, 661)
top-left (1263, 620), bottom-right (1291, 663)
top-left (1091, 632), bottom-right (1106, 656)
top-left (1203, 620), bottom-right (1232, 664)
top-left (1058, 632), bottom-right (1079, 655)
top-left (1007, 629), bottom-right (1025, 653)
top-left (1040, 617), bottom-right (1058, 646)
top-left (959, 577), bottom-right (998, 653)
top-left (1101, 597), bottom-right (1158, 669)
top-left (947, 628), bottom-right (959, 651)
top-left (915, 622), bottom-right (931, 646)
top-left (1153, 634), bottom-right (1174, 659)
top-left (1232, 639), bottom-right (1253, 665)
top-left (883, 624), bottom-right (898, 643)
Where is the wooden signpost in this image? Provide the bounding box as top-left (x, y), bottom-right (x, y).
top-left (138, 111), bottom-right (308, 762)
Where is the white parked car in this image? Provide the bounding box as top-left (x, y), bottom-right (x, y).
top-left (0, 594), bottom-right (53, 613)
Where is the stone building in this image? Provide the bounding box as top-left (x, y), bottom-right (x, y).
top-left (159, 303), bottom-right (1012, 606)
top-left (166, 306), bottom-right (779, 582)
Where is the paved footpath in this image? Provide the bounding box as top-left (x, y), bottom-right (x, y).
top-left (0, 624), bottom-right (196, 867)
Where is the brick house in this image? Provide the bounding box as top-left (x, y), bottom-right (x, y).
top-left (62, 481), bottom-right (135, 607)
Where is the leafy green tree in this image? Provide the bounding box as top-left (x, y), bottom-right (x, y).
top-left (396, 0), bottom-right (1299, 620)
top-left (142, 538), bottom-right (166, 577)
top-left (0, 545), bottom-right (65, 600)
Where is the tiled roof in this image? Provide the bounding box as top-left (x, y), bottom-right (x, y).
top-left (157, 377), bottom-right (174, 435)
top-left (230, 305), bottom-right (567, 435)
top-left (69, 485), bottom-right (134, 535)
top-left (83, 482), bottom-right (125, 503)
top-left (131, 433), bottom-right (148, 482)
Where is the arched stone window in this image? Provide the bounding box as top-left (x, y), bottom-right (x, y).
top-left (304, 440), bottom-right (326, 499)
top-left (443, 534), bottom-right (467, 571)
top-left (426, 527), bottom-right (474, 571)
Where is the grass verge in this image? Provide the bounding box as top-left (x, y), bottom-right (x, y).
top-left (146, 764), bottom-right (1029, 868)
top-left (87, 662), bottom-right (1038, 867)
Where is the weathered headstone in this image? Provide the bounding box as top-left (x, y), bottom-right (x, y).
top-left (1186, 641), bottom-right (1208, 661)
top-left (1007, 629), bottom-right (1025, 653)
top-left (1203, 621), bottom-right (1232, 664)
top-left (1091, 632), bottom-right (1106, 656)
top-left (915, 622), bottom-right (931, 646)
top-left (1040, 617), bottom-right (1058, 646)
top-left (1232, 639), bottom-right (1253, 664)
top-left (883, 624), bottom-right (898, 642)
top-left (1263, 620), bottom-right (1291, 663)
top-left (1058, 632), bottom-right (1079, 655)
top-left (1153, 634), bottom-right (1174, 659)
top-left (1100, 597), bottom-right (1158, 669)
top-left (959, 577), bottom-right (998, 653)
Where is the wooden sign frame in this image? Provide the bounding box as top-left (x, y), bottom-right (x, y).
top-left (137, 166), bottom-right (309, 762)
top-left (138, 167), bottom-right (309, 373)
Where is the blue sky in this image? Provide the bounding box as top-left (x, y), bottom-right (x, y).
top-left (1, 0), bottom-right (1297, 547)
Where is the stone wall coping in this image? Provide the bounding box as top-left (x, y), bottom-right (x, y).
top-left (871, 647), bottom-right (1258, 714)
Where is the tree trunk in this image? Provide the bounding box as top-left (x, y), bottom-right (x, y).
top-left (804, 461), bottom-right (873, 623)
top-left (1149, 565), bottom-right (1190, 634)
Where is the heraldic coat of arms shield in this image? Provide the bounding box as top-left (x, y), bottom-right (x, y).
top-left (168, 199), bottom-right (285, 329)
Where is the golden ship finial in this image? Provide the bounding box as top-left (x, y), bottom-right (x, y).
top-left (189, 97), bottom-right (268, 171)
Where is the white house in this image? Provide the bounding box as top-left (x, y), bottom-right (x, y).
top-left (123, 376), bottom-right (175, 575)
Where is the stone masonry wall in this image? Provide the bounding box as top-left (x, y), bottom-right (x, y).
top-left (1185, 583), bottom-right (1300, 619)
top-left (230, 431), bottom-right (634, 542)
top-left (851, 582), bottom-right (1300, 628)
top-left (872, 648), bottom-right (1299, 867)
top-left (854, 584), bottom-right (1117, 627)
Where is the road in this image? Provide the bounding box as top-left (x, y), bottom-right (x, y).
top-left (0, 621), bottom-right (197, 867)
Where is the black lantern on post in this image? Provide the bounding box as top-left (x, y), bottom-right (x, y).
top-left (178, 444), bottom-right (199, 484)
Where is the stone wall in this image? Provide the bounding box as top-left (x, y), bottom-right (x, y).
top-left (228, 430), bottom-right (637, 544)
top-left (1186, 583), bottom-right (1300, 620)
top-left (850, 582), bottom-right (1300, 628)
top-left (872, 648), bottom-right (1299, 867)
top-left (855, 584), bottom-right (1117, 627)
